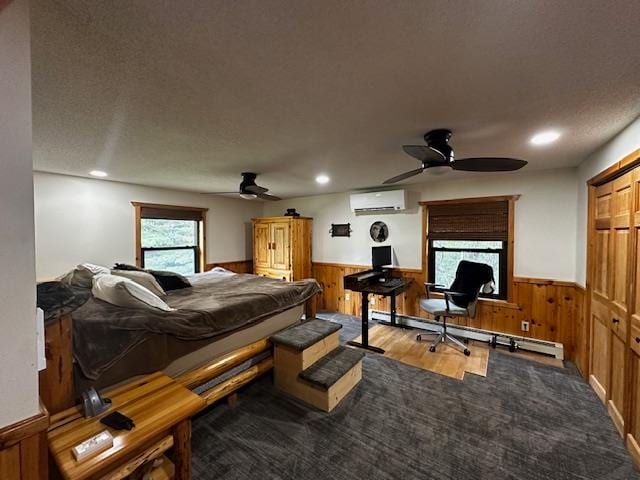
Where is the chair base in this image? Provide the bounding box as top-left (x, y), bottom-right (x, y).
top-left (417, 329), bottom-right (471, 357)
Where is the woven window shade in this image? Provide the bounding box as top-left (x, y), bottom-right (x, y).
top-left (428, 201), bottom-right (508, 240)
top-left (140, 206), bottom-right (204, 221)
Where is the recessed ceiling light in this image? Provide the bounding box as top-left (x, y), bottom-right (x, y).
top-left (530, 130), bottom-right (561, 146)
top-left (315, 174), bottom-right (330, 184)
top-left (89, 170), bottom-right (108, 177)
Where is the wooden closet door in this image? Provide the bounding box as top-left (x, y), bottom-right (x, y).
top-left (590, 182), bottom-right (613, 402)
top-left (608, 172), bottom-right (633, 431)
top-left (627, 169), bottom-right (640, 458)
top-left (270, 222), bottom-right (290, 271)
top-left (253, 222), bottom-right (271, 269)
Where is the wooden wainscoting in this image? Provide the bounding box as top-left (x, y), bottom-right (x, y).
top-left (312, 262), bottom-right (586, 372)
top-left (0, 403), bottom-right (49, 479)
top-left (205, 260), bottom-right (254, 274)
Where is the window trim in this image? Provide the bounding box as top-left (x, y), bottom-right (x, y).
top-left (132, 202), bottom-right (208, 274)
top-left (420, 195), bottom-right (519, 303)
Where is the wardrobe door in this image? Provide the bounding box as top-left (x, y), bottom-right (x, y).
top-left (270, 222), bottom-right (290, 271)
top-left (590, 182), bottom-right (613, 401)
top-left (253, 221), bottom-right (271, 270)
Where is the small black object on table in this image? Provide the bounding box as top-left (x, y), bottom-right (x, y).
top-left (343, 268), bottom-right (412, 354)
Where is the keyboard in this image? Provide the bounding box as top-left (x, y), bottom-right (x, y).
top-left (381, 278), bottom-right (404, 288)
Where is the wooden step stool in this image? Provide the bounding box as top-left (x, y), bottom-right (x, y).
top-left (271, 319), bottom-right (365, 412)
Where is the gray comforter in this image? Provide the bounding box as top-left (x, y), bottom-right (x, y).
top-left (72, 273), bottom-right (321, 380)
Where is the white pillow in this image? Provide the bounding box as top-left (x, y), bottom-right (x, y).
top-left (111, 269), bottom-right (166, 297)
top-left (60, 263), bottom-right (110, 288)
top-left (92, 274), bottom-right (174, 312)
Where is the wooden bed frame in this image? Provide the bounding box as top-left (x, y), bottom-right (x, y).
top-left (39, 294), bottom-right (318, 415)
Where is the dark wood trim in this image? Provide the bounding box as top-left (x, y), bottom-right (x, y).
top-left (419, 194), bottom-right (520, 206)
top-left (507, 197), bottom-right (516, 302)
top-left (0, 404), bottom-right (49, 450)
top-left (587, 148), bottom-right (640, 186)
top-left (130, 202), bottom-right (208, 213)
top-left (133, 202), bottom-right (208, 272)
top-left (421, 195), bottom-right (518, 301)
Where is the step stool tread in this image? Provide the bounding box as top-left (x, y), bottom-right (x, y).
top-left (271, 319), bottom-right (342, 351)
top-left (299, 345), bottom-right (365, 389)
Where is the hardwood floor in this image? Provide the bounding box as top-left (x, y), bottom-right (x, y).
top-left (351, 324), bottom-right (489, 380)
top-left (351, 324), bottom-right (563, 380)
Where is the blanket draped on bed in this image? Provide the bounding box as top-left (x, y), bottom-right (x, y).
top-left (72, 273), bottom-right (321, 380)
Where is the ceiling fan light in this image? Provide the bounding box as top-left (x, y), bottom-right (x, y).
top-left (240, 193), bottom-right (257, 200)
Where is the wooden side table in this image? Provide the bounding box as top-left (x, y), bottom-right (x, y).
top-left (48, 373), bottom-right (204, 480)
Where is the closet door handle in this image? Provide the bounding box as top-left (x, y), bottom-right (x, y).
top-left (612, 318), bottom-right (620, 324)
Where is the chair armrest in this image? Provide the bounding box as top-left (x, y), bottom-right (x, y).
top-left (424, 282), bottom-right (445, 299)
top-left (443, 291), bottom-right (467, 312)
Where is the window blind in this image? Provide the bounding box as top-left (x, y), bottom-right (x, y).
top-left (427, 200), bottom-right (509, 240)
top-left (139, 206), bottom-right (205, 221)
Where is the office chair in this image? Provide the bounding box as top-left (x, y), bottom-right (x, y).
top-left (417, 260), bottom-right (495, 357)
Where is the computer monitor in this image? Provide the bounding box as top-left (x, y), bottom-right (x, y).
top-left (372, 245), bottom-right (392, 270)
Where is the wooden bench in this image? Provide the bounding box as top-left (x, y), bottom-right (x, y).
top-left (48, 373), bottom-right (204, 480)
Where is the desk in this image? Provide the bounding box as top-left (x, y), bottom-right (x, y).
top-left (48, 373), bottom-right (204, 480)
top-left (346, 278), bottom-right (412, 354)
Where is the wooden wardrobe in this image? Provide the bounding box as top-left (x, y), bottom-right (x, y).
top-left (252, 216), bottom-right (312, 281)
top-left (588, 153), bottom-right (640, 464)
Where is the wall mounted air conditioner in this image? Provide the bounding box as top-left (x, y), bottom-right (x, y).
top-left (350, 190), bottom-right (406, 213)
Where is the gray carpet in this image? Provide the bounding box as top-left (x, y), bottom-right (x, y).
top-left (191, 312), bottom-right (639, 479)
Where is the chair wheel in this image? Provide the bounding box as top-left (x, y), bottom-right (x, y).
top-left (464, 349), bottom-right (471, 357)
top-left (416, 334), bottom-right (422, 341)
top-left (429, 346), bottom-right (436, 353)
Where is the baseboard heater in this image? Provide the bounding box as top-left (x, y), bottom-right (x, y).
top-left (370, 310), bottom-right (564, 360)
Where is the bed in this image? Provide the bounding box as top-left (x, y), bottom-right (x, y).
top-left (38, 268), bottom-right (321, 413)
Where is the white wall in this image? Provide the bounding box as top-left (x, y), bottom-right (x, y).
top-left (264, 168), bottom-right (579, 282)
top-left (575, 116), bottom-right (640, 286)
top-left (0, 0), bottom-right (40, 427)
top-left (34, 172), bottom-right (263, 280)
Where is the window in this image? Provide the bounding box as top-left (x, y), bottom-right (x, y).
top-left (133, 203), bottom-right (207, 275)
top-left (424, 197), bottom-right (516, 301)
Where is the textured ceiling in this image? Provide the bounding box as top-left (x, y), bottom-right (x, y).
top-left (31, 0), bottom-right (640, 198)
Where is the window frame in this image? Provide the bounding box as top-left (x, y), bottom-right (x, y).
top-left (132, 202), bottom-right (208, 274)
top-left (427, 239), bottom-right (508, 300)
top-left (420, 195), bottom-right (518, 303)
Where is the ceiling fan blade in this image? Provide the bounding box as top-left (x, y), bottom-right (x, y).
top-left (244, 184), bottom-right (268, 194)
top-left (451, 157), bottom-right (528, 172)
top-left (402, 145), bottom-right (446, 164)
top-left (382, 167), bottom-right (425, 184)
top-left (254, 191), bottom-right (281, 201)
top-left (200, 191), bottom-right (240, 195)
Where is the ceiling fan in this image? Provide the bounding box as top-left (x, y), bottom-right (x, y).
top-left (383, 129), bottom-right (528, 184)
top-left (203, 172), bottom-right (281, 201)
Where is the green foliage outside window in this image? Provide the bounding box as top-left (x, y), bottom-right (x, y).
top-left (141, 219), bottom-right (198, 275)
top-left (432, 240), bottom-right (502, 295)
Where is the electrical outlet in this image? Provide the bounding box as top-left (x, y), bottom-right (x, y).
top-left (345, 293), bottom-right (351, 301)
top-left (521, 321), bottom-right (530, 332)
top-left (369, 297), bottom-right (376, 305)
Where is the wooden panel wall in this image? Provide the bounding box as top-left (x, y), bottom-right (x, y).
top-left (0, 406), bottom-right (49, 480)
top-left (312, 262), bottom-right (586, 371)
top-left (206, 260), bottom-right (253, 274)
